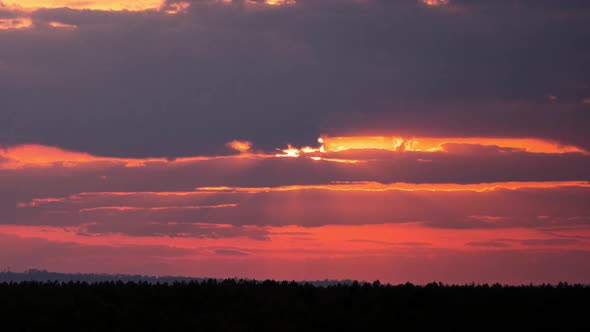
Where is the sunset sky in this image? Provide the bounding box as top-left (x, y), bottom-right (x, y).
top-left (1, 0), bottom-right (590, 284)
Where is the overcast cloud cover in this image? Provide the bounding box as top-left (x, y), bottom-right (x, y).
top-left (1, 0), bottom-right (589, 157)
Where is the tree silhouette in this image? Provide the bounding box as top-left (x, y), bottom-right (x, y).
top-left (0, 278), bottom-right (587, 331)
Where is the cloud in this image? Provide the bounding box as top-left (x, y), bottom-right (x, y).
top-left (0, 1), bottom-right (589, 156)
top-left (80, 220), bottom-right (270, 240)
top-left (467, 237), bottom-right (583, 248)
top-left (4, 1), bottom-right (164, 11)
top-left (0, 139), bottom-right (588, 239)
top-left (4, 181), bottom-right (590, 233)
top-left (214, 248), bottom-right (249, 256)
top-left (0, 3), bottom-right (31, 28)
top-left (465, 241), bottom-right (511, 248)
top-left (420, 0), bottom-right (449, 6)
top-left (348, 239), bottom-right (431, 247)
top-left (2, 141), bottom-right (589, 186)
top-left (226, 140), bottom-right (252, 153)
top-left (520, 238), bottom-right (580, 246)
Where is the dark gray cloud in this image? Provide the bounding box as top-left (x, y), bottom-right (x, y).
top-left (1, 0), bottom-right (589, 157)
top-left (520, 238), bottom-right (581, 246)
top-left (466, 237), bottom-right (582, 248)
top-left (465, 241), bottom-right (511, 248)
top-left (348, 239), bottom-right (431, 247)
top-left (80, 219), bottom-right (270, 240)
top-left (214, 248), bottom-right (250, 256)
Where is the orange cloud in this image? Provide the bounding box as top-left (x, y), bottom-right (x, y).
top-left (78, 204), bottom-right (238, 213)
top-left (0, 0), bottom-right (186, 30)
top-left (420, 0), bottom-right (449, 6)
top-left (0, 144), bottom-right (239, 169)
top-left (4, 0), bottom-right (298, 13)
top-left (1, 144), bottom-right (97, 165)
top-left (0, 17), bottom-right (32, 29)
top-left (4, 1), bottom-right (164, 11)
top-left (239, 0), bottom-right (296, 6)
top-left (264, 0), bottom-right (296, 5)
top-left (48, 21), bottom-right (77, 28)
top-left (196, 181), bottom-right (590, 193)
top-left (2, 132), bottom-right (588, 171)
top-left (164, 1), bottom-right (190, 14)
top-left (226, 140), bottom-right (253, 153)
top-left (320, 136), bottom-right (587, 154)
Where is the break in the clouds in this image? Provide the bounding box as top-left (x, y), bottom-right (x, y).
top-left (1, 0), bottom-right (589, 283)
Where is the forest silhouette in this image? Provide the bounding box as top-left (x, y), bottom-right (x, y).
top-left (0, 278), bottom-right (588, 331)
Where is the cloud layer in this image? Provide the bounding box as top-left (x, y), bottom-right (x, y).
top-left (1, 0), bottom-right (589, 156)
top-left (1, 0), bottom-right (589, 282)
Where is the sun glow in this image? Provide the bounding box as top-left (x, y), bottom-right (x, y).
top-left (271, 135), bottom-right (587, 163)
top-left (2, 134), bottom-right (586, 169)
top-left (275, 145), bottom-right (301, 158)
top-left (275, 138), bottom-right (325, 158)
top-left (320, 136), bottom-right (587, 154)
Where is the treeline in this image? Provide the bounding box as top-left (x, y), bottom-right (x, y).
top-left (0, 280), bottom-right (588, 331)
top-left (0, 270), bottom-right (349, 286)
top-left (0, 269), bottom-right (207, 284)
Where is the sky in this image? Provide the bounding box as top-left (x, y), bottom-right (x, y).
top-left (1, 0), bottom-right (590, 284)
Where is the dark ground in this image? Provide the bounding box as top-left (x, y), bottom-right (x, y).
top-left (0, 280), bottom-right (588, 331)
